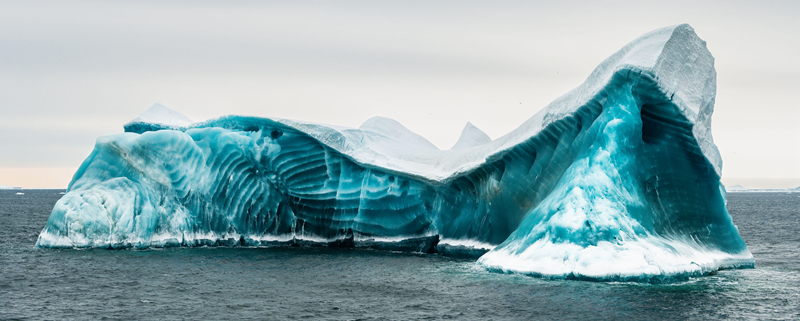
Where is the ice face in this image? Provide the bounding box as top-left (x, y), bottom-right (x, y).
top-left (478, 71), bottom-right (752, 281)
top-left (37, 24), bottom-right (754, 282)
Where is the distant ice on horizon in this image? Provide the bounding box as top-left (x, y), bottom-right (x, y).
top-left (725, 184), bottom-right (800, 193)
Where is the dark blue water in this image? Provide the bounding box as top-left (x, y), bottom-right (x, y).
top-left (1, 190), bottom-right (798, 320)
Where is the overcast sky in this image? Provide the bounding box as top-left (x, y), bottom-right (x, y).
top-left (1, 0), bottom-right (798, 188)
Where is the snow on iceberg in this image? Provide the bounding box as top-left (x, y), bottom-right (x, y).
top-left (37, 24), bottom-right (753, 282)
top-left (451, 122), bottom-right (492, 150)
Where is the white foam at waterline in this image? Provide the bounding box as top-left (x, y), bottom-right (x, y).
top-left (478, 236), bottom-right (754, 280)
top-left (438, 238), bottom-right (497, 251)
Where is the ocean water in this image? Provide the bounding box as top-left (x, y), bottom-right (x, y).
top-left (1, 190), bottom-right (798, 320)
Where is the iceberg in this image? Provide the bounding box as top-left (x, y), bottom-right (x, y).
top-left (37, 24), bottom-right (753, 282)
top-left (725, 184), bottom-right (800, 193)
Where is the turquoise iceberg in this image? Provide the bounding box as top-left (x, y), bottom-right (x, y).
top-left (37, 24), bottom-right (753, 282)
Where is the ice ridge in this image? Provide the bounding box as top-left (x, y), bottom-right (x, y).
top-left (37, 24), bottom-right (753, 282)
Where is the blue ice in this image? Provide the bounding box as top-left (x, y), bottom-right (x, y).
top-left (37, 24), bottom-right (753, 282)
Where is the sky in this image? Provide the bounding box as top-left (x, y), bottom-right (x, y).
top-left (1, 0), bottom-right (798, 189)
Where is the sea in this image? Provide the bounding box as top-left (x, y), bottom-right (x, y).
top-left (1, 190), bottom-right (798, 320)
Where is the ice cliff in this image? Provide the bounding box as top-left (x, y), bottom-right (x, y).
top-left (37, 24), bottom-right (753, 282)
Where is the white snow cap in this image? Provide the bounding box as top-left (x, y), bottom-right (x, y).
top-left (451, 122), bottom-right (492, 150)
top-left (359, 116), bottom-right (439, 151)
top-left (126, 103), bottom-right (194, 128)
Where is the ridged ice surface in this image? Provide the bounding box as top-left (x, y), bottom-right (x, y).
top-left (37, 24), bottom-right (753, 282)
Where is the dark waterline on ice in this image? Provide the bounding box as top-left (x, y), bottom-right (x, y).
top-left (1, 190), bottom-right (798, 320)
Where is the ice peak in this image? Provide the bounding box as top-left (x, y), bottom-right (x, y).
top-left (451, 122), bottom-right (492, 150)
top-left (359, 116), bottom-right (439, 150)
top-left (127, 103), bottom-right (194, 128)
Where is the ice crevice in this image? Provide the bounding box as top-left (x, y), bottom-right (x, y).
top-left (37, 24), bottom-right (753, 282)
